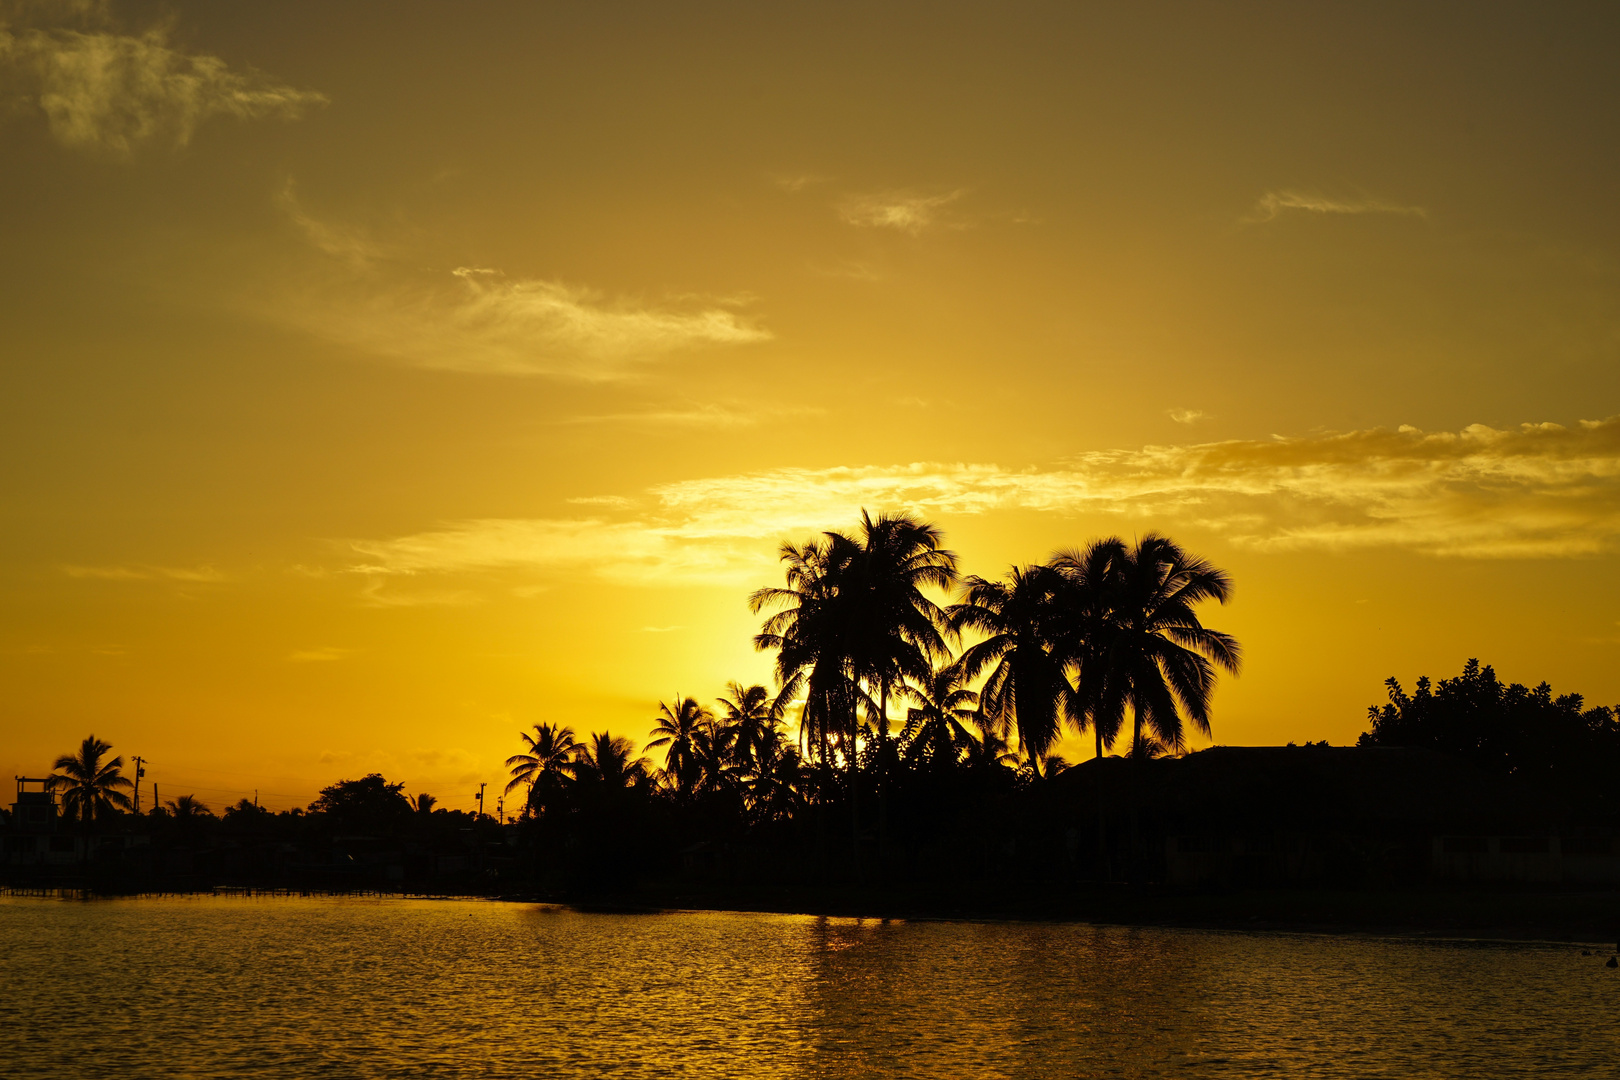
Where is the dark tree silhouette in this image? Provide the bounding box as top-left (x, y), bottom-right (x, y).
top-left (1093, 533), bottom-right (1241, 755)
top-left (951, 564), bottom-right (1071, 776)
top-left (753, 511), bottom-right (957, 872)
top-left (1359, 658), bottom-right (1620, 810)
top-left (310, 774), bottom-right (410, 829)
top-left (166, 794), bottom-right (214, 818)
top-left (574, 733), bottom-right (652, 791)
top-left (646, 697), bottom-right (715, 797)
top-left (49, 735), bottom-right (133, 827)
top-left (718, 682), bottom-right (780, 775)
top-left (1086, 533), bottom-right (1240, 876)
top-left (751, 535), bottom-right (854, 769)
top-left (505, 723), bottom-right (578, 817)
top-left (901, 663), bottom-right (981, 771)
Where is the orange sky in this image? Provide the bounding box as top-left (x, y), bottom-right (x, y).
top-left (3, 1), bottom-right (1619, 812)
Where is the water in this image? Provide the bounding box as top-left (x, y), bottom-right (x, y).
top-left (1, 895), bottom-right (1616, 1078)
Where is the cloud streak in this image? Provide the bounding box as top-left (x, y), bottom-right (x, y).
top-left (838, 190), bottom-right (966, 235)
top-left (341, 418), bottom-right (1620, 600)
top-left (291, 266), bottom-right (772, 380)
top-left (276, 180), bottom-right (385, 268)
top-left (63, 563), bottom-right (227, 582)
top-left (1245, 190), bottom-right (1427, 224)
top-left (0, 21), bottom-right (326, 155)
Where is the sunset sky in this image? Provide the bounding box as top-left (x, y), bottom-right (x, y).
top-left (4, 1), bottom-right (1619, 812)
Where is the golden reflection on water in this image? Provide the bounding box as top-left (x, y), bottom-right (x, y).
top-left (1, 896), bottom-right (1617, 1079)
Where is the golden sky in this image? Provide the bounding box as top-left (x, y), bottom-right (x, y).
top-left (3, 1), bottom-right (1619, 812)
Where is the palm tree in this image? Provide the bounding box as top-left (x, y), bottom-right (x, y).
top-left (753, 511), bottom-right (957, 873)
top-left (1096, 533), bottom-right (1241, 755)
top-left (951, 564), bottom-right (1072, 776)
top-left (718, 681), bottom-right (780, 774)
top-left (743, 724), bottom-right (804, 824)
top-left (901, 663), bottom-right (981, 771)
top-left (690, 721), bottom-right (736, 797)
top-left (646, 697), bottom-right (714, 796)
top-left (409, 793), bottom-right (438, 815)
top-left (1048, 538), bottom-right (1129, 761)
top-left (166, 794), bottom-right (214, 818)
top-left (1095, 533), bottom-right (1241, 877)
top-left (1049, 537), bottom-right (1130, 880)
top-left (49, 735), bottom-right (133, 827)
top-left (574, 732), bottom-right (652, 791)
top-left (842, 511), bottom-right (958, 737)
top-left (505, 723), bottom-right (578, 817)
top-left (750, 536), bottom-right (852, 769)
top-left (962, 727), bottom-right (1021, 771)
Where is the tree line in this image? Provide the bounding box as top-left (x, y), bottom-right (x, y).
top-left (1359, 657), bottom-right (1620, 816)
top-left (493, 512), bottom-right (1241, 880)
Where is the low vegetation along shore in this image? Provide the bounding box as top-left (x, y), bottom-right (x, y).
top-left (8, 514), bottom-right (1620, 942)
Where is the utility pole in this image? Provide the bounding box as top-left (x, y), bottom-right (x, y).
top-left (153, 782), bottom-right (159, 814)
top-left (476, 782), bottom-right (486, 821)
top-left (132, 756), bottom-right (147, 812)
top-left (495, 795), bottom-right (504, 825)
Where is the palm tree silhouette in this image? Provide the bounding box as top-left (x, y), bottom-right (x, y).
top-left (505, 723), bottom-right (579, 817)
top-left (49, 735), bottom-right (133, 828)
top-left (646, 697), bottom-right (714, 797)
top-left (901, 663), bottom-right (980, 771)
top-left (1050, 538), bottom-right (1130, 879)
top-left (754, 511), bottom-right (957, 872)
top-left (1096, 533), bottom-right (1241, 755)
top-left (742, 722), bottom-right (805, 824)
top-left (751, 536), bottom-right (851, 769)
top-left (166, 794), bottom-right (214, 818)
top-left (574, 732), bottom-right (652, 791)
top-left (1049, 539), bottom-right (1129, 762)
top-left (718, 682), bottom-right (780, 775)
top-left (409, 793), bottom-right (438, 815)
top-left (951, 564), bottom-right (1072, 777)
top-left (841, 511), bottom-right (958, 741)
top-left (1094, 533), bottom-right (1240, 876)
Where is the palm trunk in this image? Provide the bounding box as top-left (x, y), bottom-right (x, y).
top-left (877, 684), bottom-right (889, 879)
top-left (1129, 712), bottom-right (1142, 884)
top-left (849, 707), bottom-right (862, 883)
top-left (1095, 722), bottom-right (1109, 882)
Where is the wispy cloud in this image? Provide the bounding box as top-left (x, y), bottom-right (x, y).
top-left (838, 190), bottom-right (966, 235)
top-left (1168, 408), bottom-right (1208, 425)
top-left (1244, 189), bottom-right (1428, 225)
top-left (63, 563), bottom-right (227, 582)
top-left (771, 172), bottom-right (829, 192)
top-left (340, 418), bottom-right (1620, 601)
top-left (567, 495), bottom-right (634, 508)
top-left (290, 266), bottom-right (772, 380)
top-left (0, 14), bottom-right (326, 156)
top-left (276, 179), bottom-right (385, 268)
top-left (560, 402), bottom-right (822, 429)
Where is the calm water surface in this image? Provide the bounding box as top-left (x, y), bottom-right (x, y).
top-left (1, 895), bottom-right (1615, 1078)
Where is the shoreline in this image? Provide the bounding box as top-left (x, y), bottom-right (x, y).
top-left (12, 880), bottom-right (1615, 948)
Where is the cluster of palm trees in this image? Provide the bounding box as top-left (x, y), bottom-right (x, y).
top-left (749, 511), bottom-right (1240, 779)
top-left (504, 512), bottom-right (1240, 837)
top-left (503, 683), bottom-right (805, 825)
